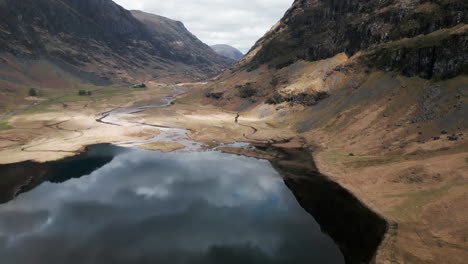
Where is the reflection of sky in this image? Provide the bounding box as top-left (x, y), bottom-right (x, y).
top-left (0, 146), bottom-right (344, 264)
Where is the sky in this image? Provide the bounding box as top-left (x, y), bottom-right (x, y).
top-left (113, 0), bottom-right (294, 53)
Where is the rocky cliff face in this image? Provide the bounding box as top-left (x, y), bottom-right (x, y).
top-left (243, 0), bottom-right (467, 79)
top-left (0, 0), bottom-right (233, 83)
top-left (211, 44), bottom-right (244, 60)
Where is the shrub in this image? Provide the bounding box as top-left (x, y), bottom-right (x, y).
top-left (130, 83), bottom-right (146, 89)
top-left (205, 92), bottom-right (224, 99)
top-left (293, 92), bottom-right (330, 106)
top-left (239, 86), bottom-right (257, 98)
top-left (78, 90), bottom-right (93, 96)
top-left (266, 93), bottom-right (286, 104)
top-left (28, 88), bottom-right (38, 97)
top-left (315, 91), bottom-right (330, 101)
top-left (266, 91), bottom-right (330, 106)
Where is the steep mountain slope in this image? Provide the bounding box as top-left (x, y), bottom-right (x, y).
top-left (211, 44), bottom-right (244, 60)
top-left (131, 11), bottom-right (234, 72)
top-left (0, 0), bottom-right (232, 82)
top-left (244, 0), bottom-right (467, 79)
top-left (0, 0), bottom-right (234, 114)
top-left (204, 0), bottom-right (468, 263)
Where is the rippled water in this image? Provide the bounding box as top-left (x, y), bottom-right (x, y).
top-left (0, 144), bottom-right (344, 264)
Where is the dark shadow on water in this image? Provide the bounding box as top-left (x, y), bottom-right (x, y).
top-left (264, 145), bottom-right (388, 264)
top-left (0, 144), bottom-right (119, 203)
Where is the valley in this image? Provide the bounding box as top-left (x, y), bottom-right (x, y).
top-left (0, 74), bottom-right (466, 263)
top-left (0, 0), bottom-right (467, 263)
top-left (0, 81), bottom-right (385, 264)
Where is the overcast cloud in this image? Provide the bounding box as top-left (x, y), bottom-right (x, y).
top-left (113, 0), bottom-right (293, 53)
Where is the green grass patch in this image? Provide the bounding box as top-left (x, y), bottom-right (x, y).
top-left (20, 101), bottom-right (56, 114)
top-left (0, 119), bottom-right (13, 131)
top-left (324, 151), bottom-right (407, 169)
top-left (344, 156), bottom-right (407, 169)
top-left (92, 86), bottom-right (142, 98)
top-left (20, 85), bottom-right (136, 114)
top-left (386, 181), bottom-right (468, 220)
top-left (60, 95), bottom-right (94, 103)
top-left (13, 84), bottom-right (171, 117)
top-left (379, 21), bottom-right (466, 50)
top-left (176, 89), bottom-right (204, 105)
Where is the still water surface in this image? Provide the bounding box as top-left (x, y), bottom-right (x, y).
top-left (0, 144), bottom-right (344, 264)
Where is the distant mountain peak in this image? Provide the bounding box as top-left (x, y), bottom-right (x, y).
top-left (211, 44), bottom-right (243, 61)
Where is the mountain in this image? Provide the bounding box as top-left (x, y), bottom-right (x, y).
top-left (130, 11), bottom-right (234, 73)
top-left (207, 0), bottom-right (467, 123)
top-left (204, 1), bottom-right (468, 263)
top-left (0, 0), bottom-right (234, 114)
top-left (0, 0), bottom-right (233, 82)
top-left (245, 0), bottom-right (467, 78)
top-left (211, 44), bottom-right (244, 60)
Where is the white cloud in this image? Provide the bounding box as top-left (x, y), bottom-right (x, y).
top-left (113, 0), bottom-right (293, 53)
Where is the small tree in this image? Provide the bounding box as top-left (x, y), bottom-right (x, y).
top-left (78, 90), bottom-right (87, 96)
top-left (28, 88), bottom-right (38, 97)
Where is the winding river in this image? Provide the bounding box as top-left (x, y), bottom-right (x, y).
top-left (96, 85), bottom-right (203, 150)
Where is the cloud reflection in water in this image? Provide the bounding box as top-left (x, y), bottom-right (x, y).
top-left (0, 145), bottom-right (344, 264)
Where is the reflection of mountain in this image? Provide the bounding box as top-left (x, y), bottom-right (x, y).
top-left (0, 144), bottom-right (117, 203)
top-left (268, 147), bottom-right (387, 264)
top-left (46, 156), bottom-right (113, 183)
top-left (0, 160), bottom-right (48, 204)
